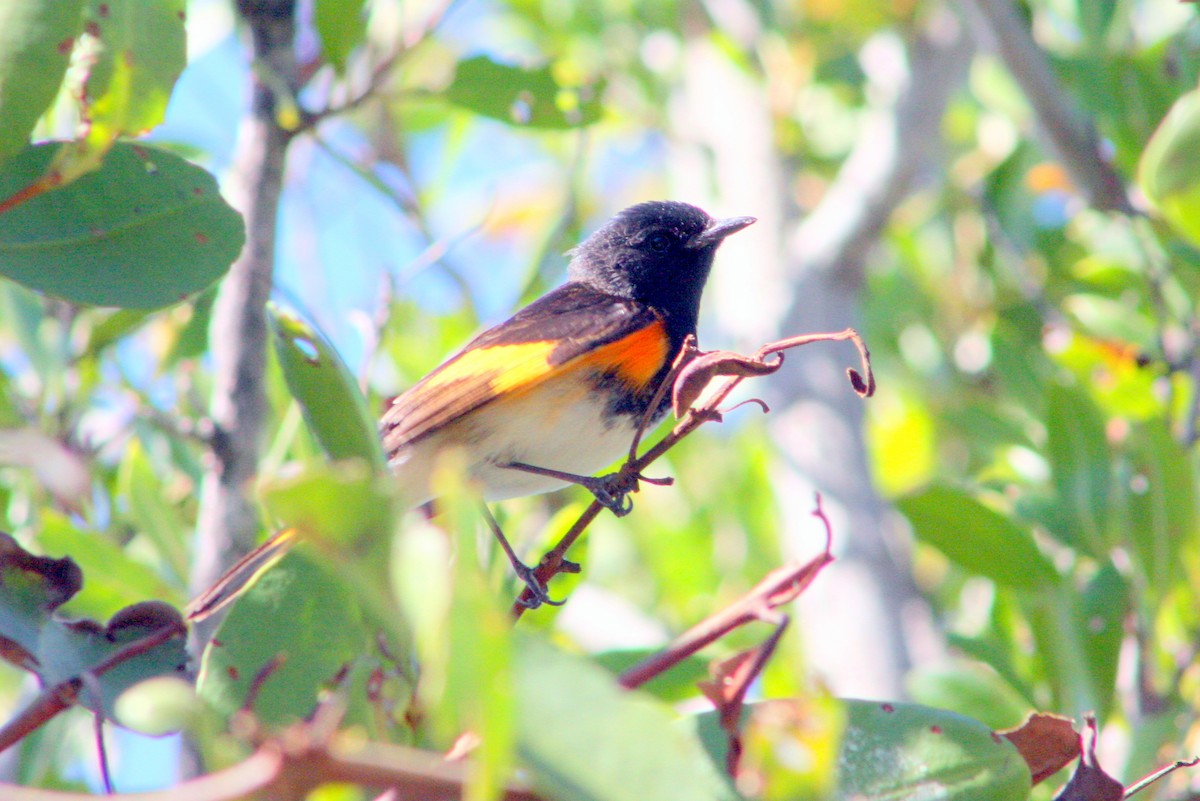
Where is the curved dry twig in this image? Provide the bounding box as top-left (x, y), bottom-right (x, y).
top-left (511, 329), bottom-right (871, 615)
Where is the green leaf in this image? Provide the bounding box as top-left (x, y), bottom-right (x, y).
top-left (836, 699), bottom-right (1030, 800)
top-left (116, 439), bottom-right (191, 588)
top-left (0, 142), bottom-right (244, 308)
top-left (268, 305), bottom-right (386, 472)
top-left (445, 55), bottom-right (606, 129)
top-left (1138, 85), bottom-right (1200, 249)
top-left (898, 485), bottom-right (1058, 590)
top-left (907, 666), bottom-right (1034, 731)
top-left (78, 0), bottom-right (186, 147)
top-left (1023, 586), bottom-right (1095, 717)
top-left (1044, 383), bottom-right (1111, 555)
top-left (442, 468), bottom-right (514, 799)
top-left (514, 634), bottom-right (740, 801)
top-left (1080, 561), bottom-right (1126, 720)
top-left (692, 699), bottom-right (1030, 801)
top-left (1128, 422), bottom-right (1197, 593)
top-left (196, 547), bottom-right (368, 726)
top-left (260, 460), bottom-right (397, 551)
top-left (0, 532), bottom-right (187, 725)
top-left (0, 1), bottom-right (84, 165)
top-left (314, 0), bottom-right (366, 74)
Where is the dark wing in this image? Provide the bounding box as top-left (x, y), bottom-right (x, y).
top-left (381, 283), bottom-right (661, 453)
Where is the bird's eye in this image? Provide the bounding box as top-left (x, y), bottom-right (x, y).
top-left (647, 232), bottom-right (671, 252)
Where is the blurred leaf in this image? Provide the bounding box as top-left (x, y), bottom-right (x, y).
top-left (196, 547), bottom-right (367, 726)
top-left (117, 439), bottom-right (190, 588)
top-left (1044, 384), bottom-right (1112, 555)
top-left (445, 55), bottom-right (606, 129)
top-left (1060, 294), bottom-right (1154, 348)
top-left (514, 634), bottom-right (739, 801)
top-left (1024, 587), bottom-right (1096, 718)
top-left (1128, 422), bottom-right (1197, 593)
top-left (1077, 0), bottom-right (1116, 46)
top-left (314, 0), bottom-right (366, 74)
top-left (1139, 84), bottom-right (1200, 249)
top-left (0, 142), bottom-right (244, 308)
top-left (1079, 561), bottom-right (1125, 720)
top-left (0, 532), bottom-right (187, 724)
top-left (79, 308), bottom-right (153, 356)
top-left (259, 459), bottom-right (396, 550)
top-left (907, 665), bottom-right (1033, 731)
top-left (440, 464), bottom-right (514, 799)
top-left (268, 305), bottom-right (386, 472)
top-left (898, 485), bottom-right (1058, 590)
top-left (0, 1), bottom-right (83, 165)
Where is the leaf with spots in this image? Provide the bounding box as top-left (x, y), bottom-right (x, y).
top-left (195, 548), bottom-right (370, 727)
top-left (694, 698), bottom-right (1032, 800)
top-left (0, 531), bottom-right (187, 728)
top-left (0, 142), bottom-right (244, 309)
top-left (44, 0), bottom-right (187, 185)
top-left (76, 0), bottom-right (185, 145)
top-left (0, 1), bottom-right (85, 166)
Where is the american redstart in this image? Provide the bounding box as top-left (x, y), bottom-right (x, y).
top-left (381, 201), bottom-right (754, 603)
top-left (188, 202), bottom-right (754, 620)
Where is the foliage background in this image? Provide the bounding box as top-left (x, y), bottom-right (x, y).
top-left (1, 0), bottom-right (1199, 797)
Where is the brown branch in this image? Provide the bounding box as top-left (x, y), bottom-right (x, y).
top-left (617, 531), bottom-right (834, 692)
top-left (963, 0), bottom-right (1134, 215)
top-left (0, 731), bottom-right (544, 801)
top-left (1124, 755), bottom-right (1200, 799)
top-left (511, 328), bottom-right (871, 617)
top-left (192, 0), bottom-right (298, 610)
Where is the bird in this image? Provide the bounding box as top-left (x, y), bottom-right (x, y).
top-left (381, 200), bottom-right (755, 603)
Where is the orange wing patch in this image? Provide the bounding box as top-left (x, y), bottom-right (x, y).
top-left (575, 319), bottom-right (668, 390)
top-left (427, 340), bottom-right (559, 394)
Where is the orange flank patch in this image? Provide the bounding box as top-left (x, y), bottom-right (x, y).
top-left (576, 319), bottom-right (668, 389)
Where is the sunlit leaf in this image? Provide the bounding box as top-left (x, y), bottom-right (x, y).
top-left (445, 55), bottom-right (606, 129)
top-left (314, 0), bottom-right (366, 74)
top-left (268, 305), bottom-right (386, 472)
top-left (0, 1), bottom-right (84, 165)
top-left (898, 485), bottom-right (1058, 590)
top-left (1139, 85), bottom-right (1200, 249)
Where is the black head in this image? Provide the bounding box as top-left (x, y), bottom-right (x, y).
top-left (567, 201), bottom-right (755, 338)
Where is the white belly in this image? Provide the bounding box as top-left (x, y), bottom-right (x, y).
top-left (388, 378), bottom-right (640, 505)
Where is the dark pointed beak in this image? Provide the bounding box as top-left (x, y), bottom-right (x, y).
top-left (689, 215), bottom-right (757, 248)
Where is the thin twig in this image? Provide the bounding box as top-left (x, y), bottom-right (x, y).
top-left (618, 510), bottom-right (834, 692)
top-left (510, 329), bottom-right (870, 616)
top-left (0, 619), bottom-right (185, 754)
top-left (1123, 755), bottom-right (1200, 799)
